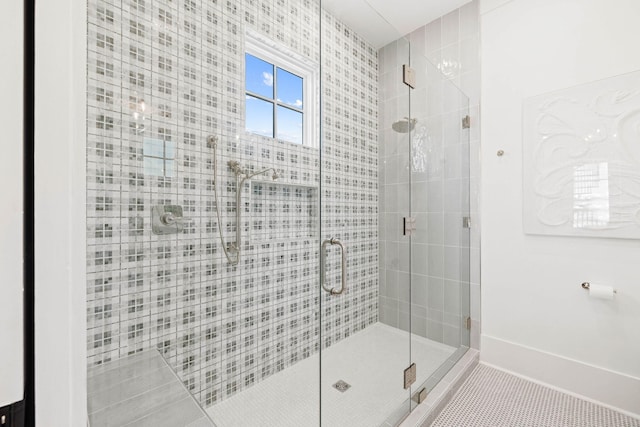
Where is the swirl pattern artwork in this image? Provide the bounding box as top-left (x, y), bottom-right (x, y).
top-left (523, 70), bottom-right (640, 239)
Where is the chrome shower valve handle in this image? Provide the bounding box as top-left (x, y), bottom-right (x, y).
top-left (151, 205), bottom-right (187, 235)
top-left (160, 211), bottom-right (184, 226)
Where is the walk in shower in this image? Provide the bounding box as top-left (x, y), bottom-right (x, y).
top-left (86, 0), bottom-right (470, 425)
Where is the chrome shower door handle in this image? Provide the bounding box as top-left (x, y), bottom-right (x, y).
top-left (321, 238), bottom-right (346, 295)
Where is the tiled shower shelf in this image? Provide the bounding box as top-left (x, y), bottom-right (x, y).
top-left (87, 350), bottom-right (216, 427)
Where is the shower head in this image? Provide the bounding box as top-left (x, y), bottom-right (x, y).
top-left (392, 117), bottom-right (417, 133)
top-left (271, 170), bottom-right (280, 180)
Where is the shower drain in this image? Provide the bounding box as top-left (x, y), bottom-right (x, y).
top-left (332, 380), bottom-right (351, 392)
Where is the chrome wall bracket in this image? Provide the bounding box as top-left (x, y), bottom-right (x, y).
top-left (462, 115), bottom-right (471, 129)
top-left (404, 363), bottom-right (416, 389)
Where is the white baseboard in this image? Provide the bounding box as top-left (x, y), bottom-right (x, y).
top-left (481, 335), bottom-right (640, 419)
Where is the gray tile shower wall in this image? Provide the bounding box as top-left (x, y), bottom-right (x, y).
top-left (419, 0), bottom-right (481, 350)
top-left (87, 0), bottom-right (378, 408)
top-left (378, 1), bottom-right (480, 348)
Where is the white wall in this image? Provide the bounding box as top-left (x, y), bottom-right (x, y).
top-left (0, 0), bottom-right (25, 408)
top-left (35, 0), bottom-right (87, 425)
top-left (481, 0), bottom-right (640, 416)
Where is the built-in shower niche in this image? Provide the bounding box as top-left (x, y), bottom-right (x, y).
top-left (87, 350), bottom-right (216, 426)
top-left (247, 181), bottom-right (318, 241)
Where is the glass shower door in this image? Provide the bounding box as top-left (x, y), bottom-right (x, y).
top-left (85, 0), bottom-right (325, 425)
top-left (408, 49), bottom-right (471, 405)
top-left (318, 10), bottom-right (414, 426)
top-left (316, 11), bottom-right (472, 424)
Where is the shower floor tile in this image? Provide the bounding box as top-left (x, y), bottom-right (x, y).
top-left (431, 364), bottom-right (640, 427)
top-left (207, 323), bottom-right (455, 427)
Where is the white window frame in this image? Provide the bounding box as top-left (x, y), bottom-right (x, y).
top-left (244, 29), bottom-right (319, 148)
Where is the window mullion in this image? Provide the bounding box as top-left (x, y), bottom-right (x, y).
top-left (275, 101), bottom-right (303, 114)
top-left (273, 66), bottom-right (278, 140)
top-left (246, 91), bottom-right (274, 103)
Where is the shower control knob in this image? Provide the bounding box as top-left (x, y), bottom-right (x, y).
top-left (151, 205), bottom-right (185, 235)
top-left (160, 212), bottom-right (179, 225)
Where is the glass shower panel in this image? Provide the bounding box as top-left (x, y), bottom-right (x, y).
top-left (85, 0), bottom-right (474, 424)
top-left (86, 0), bottom-right (323, 425)
top-left (319, 4), bottom-right (413, 426)
top-left (408, 50), bottom-right (471, 405)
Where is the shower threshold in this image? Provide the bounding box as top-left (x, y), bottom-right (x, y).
top-left (207, 323), bottom-right (455, 427)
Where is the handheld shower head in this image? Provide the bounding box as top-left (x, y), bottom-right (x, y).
top-left (206, 135), bottom-right (218, 148)
top-left (228, 160), bottom-right (243, 176)
top-left (271, 170), bottom-right (280, 180)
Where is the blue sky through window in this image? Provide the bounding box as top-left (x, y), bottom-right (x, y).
top-left (246, 95), bottom-right (274, 138)
top-left (277, 106), bottom-right (302, 145)
top-left (276, 68), bottom-right (303, 109)
top-left (245, 53), bottom-right (304, 144)
top-left (245, 54), bottom-right (273, 98)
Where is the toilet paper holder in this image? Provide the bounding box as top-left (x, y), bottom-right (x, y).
top-left (581, 282), bottom-right (617, 294)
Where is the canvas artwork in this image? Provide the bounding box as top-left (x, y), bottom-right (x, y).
top-left (523, 70), bottom-right (640, 239)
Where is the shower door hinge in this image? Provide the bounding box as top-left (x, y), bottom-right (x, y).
top-left (465, 316), bottom-right (472, 330)
top-left (404, 363), bottom-right (416, 389)
top-left (463, 216), bottom-right (472, 229)
top-left (412, 387), bottom-right (428, 404)
top-left (403, 217), bottom-right (417, 236)
top-left (403, 64), bottom-right (416, 89)
top-left (462, 115), bottom-right (471, 129)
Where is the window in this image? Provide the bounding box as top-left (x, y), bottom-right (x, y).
top-left (244, 30), bottom-right (318, 147)
top-left (245, 54), bottom-right (304, 144)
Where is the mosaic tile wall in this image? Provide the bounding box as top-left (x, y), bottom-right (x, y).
top-left (317, 8), bottom-right (379, 349)
top-left (86, 0), bottom-right (379, 407)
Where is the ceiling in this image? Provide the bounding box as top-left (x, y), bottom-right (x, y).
top-left (322, 0), bottom-right (471, 48)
